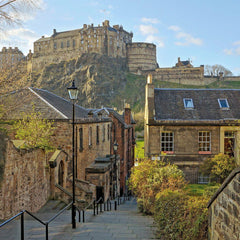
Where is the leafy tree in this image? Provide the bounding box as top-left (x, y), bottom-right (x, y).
top-left (12, 106), bottom-right (55, 151)
top-left (200, 153), bottom-right (236, 183)
top-left (204, 64), bottom-right (233, 76)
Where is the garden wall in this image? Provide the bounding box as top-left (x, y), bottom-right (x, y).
top-left (208, 167), bottom-right (240, 240)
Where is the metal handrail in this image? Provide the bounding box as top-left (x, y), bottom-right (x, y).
top-left (0, 211), bottom-right (24, 228)
top-left (0, 201), bottom-right (73, 240)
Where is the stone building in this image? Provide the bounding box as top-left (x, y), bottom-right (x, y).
top-left (0, 87), bottom-right (122, 217)
top-left (0, 47), bottom-right (24, 69)
top-left (87, 104), bottom-right (136, 197)
top-left (29, 20), bottom-right (157, 73)
top-left (144, 74), bottom-right (240, 182)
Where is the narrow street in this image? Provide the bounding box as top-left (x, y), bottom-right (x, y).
top-left (0, 198), bottom-right (158, 240)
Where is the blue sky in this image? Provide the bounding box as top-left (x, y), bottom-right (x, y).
top-left (1, 0), bottom-right (240, 75)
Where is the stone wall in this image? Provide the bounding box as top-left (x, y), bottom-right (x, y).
top-left (0, 140), bottom-right (50, 219)
top-left (0, 47), bottom-right (24, 70)
top-left (146, 125), bottom-right (220, 182)
top-left (127, 42), bottom-right (157, 72)
top-left (208, 168), bottom-right (240, 240)
top-left (32, 20), bottom-right (132, 72)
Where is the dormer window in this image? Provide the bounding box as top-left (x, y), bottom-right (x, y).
top-left (218, 99), bottom-right (229, 109)
top-left (183, 98), bottom-right (194, 109)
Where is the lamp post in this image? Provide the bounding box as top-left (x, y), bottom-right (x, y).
top-left (67, 80), bottom-right (79, 229)
top-left (113, 141), bottom-right (118, 198)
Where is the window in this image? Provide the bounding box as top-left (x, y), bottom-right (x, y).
top-left (199, 131), bottom-right (211, 153)
top-left (218, 99), bottom-right (229, 109)
top-left (102, 125), bottom-right (105, 142)
top-left (61, 42), bottom-right (64, 48)
top-left (79, 127), bottom-right (83, 151)
top-left (67, 40), bottom-right (70, 48)
top-left (96, 126), bottom-right (99, 144)
top-left (183, 98), bottom-right (194, 109)
top-left (161, 132), bottom-right (174, 153)
top-left (89, 127), bottom-right (92, 146)
top-left (107, 124), bottom-right (110, 141)
top-left (72, 39), bottom-right (75, 48)
top-left (224, 131), bottom-right (235, 157)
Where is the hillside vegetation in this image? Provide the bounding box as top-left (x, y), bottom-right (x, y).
top-left (1, 53), bottom-right (240, 112)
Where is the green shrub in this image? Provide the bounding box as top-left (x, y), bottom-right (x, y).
top-left (154, 189), bottom-right (208, 240)
top-left (200, 153), bottom-right (236, 183)
top-left (129, 160), bottom-right (186, 214)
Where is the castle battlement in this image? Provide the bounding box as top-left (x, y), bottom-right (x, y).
top-left (0, 47), bottom-right (24, 69)
top-left (30, 20), bottom-right (157, 73)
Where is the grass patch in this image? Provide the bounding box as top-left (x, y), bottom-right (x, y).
top-left (135, 139), bottom-right (144, 159)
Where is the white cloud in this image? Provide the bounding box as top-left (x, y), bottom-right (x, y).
top-left (139, 24), bottom-right (158, 35)
top-left (141, 18), bottom-right (160, 24)
top-left (236, 47), bottom-right (240, 55)
top-left (223, 49), bottom-right (233, 55)
top-left (145, 35), bottom-right (164, 47)
top-left (175, 32), bottom-right (202, 46)
top-left (223, 41), bottom-right (240, 55)
top-left (99, 9), bottom-right (111, 15)
top-left (168, 25), bottom-right (181, 32)
top-left (233, 41), bottom-right (240, 46)
top-left (168, 24), bottom-right (202, 46)
top-left (0, 27), bottom-right (39, 54)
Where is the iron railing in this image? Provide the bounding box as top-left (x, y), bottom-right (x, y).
top-left (0, 194), bottom-right (130, 240)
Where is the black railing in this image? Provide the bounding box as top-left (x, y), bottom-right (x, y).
top-left (0, 194), bottom-right (130, 239)
top-left (0, 202), bottom-right (73, 240)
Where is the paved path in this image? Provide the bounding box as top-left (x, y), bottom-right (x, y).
top-left (0, 198), bottom-right (157, 240)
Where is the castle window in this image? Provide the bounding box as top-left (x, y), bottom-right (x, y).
top-left (67, 40), bottom-right (70, 48)
top-left (79, 127), bottom-right (83, 151)
top-left (161, 131), bottom-right (174, 153)
top-left (61, 42), bottom-right (64, 48)
top-left (89, 127), bottom-right (92, 146)
top-left (218, 99), bottom-right (229, 109)
top-left (72, 39), bottom-right (75, 47)
top-left (107, 124), bottom-right (110, 141)
top-left (199, 131), bottom-right (211, 153)
top-left (102, 125), bottom-right (105, 142)
top-left (183, 98), bottom-right (194, 109)
top-left (81, 40), bottom-right (84, 44)
top-left (96, 125), bottom-right (99, 144)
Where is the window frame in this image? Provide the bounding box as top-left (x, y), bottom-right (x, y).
top-left (96, 125), bottom-right (99, 145)
top-left (161, 131), bottom-right (174, 154)
top-left (198, 131), bottom-right (211, 154)
top-left (218, 99), bottom-right (229, 109)
top-left (183, 98), bottom-right (194, 109)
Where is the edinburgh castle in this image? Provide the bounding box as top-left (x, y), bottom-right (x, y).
top-left (1, 19), bottom-right (240, 86)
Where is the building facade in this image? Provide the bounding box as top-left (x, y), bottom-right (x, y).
top-left (144, 74), bottom-right (240, 182)
top-left (0, 47), bottom-right (24, 70)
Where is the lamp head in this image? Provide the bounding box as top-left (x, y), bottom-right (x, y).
top-left (67, 80), bottom-right (79, 100)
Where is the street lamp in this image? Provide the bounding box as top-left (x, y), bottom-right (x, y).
top-left (67, 80), bottom-right (79, 229)
top-left (113, 141), bottom-right (118, 198)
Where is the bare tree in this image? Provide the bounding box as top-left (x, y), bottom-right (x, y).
top-left (204, 64), bottom-right (233, 76)
top-left (0, 0), bottom-right (41, 28)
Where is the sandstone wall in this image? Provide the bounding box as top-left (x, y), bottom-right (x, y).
top-left (127, 43), bottom-right (157, 72)
top-left (208, 168), bottom-right (240, 240)
top-left (0, 141), bottom-right (50, 219)
top-left (147, 125), bottom-right (220, 182)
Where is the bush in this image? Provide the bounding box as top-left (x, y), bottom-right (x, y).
top-left (200, 153), bottom-right (236, 183)
top-left (129, 160), bottom-right (186, 214)
top-left (154, 189), bottom-right (208, 240)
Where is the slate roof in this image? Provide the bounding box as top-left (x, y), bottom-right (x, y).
top-left (0, 87), bottom-right (89, 120)
top-left (154, 89), bottom-right (240, 121)
top-left (30, 88), bottom-right (89, 119)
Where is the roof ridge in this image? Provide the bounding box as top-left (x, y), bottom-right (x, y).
top-left (28, 87), bottom-right (68, 119)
